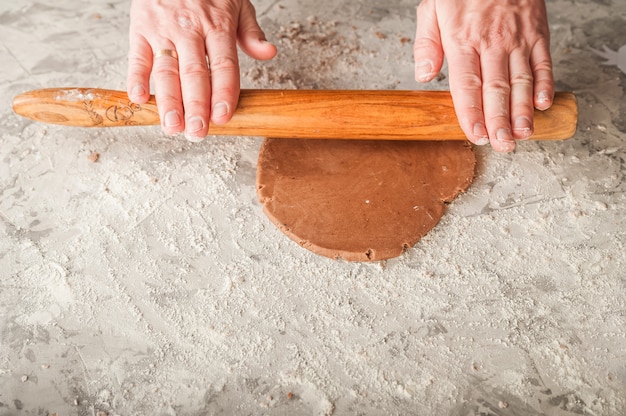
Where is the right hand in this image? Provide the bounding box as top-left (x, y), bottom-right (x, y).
top-left (413, 0), bottom-right (554, 152)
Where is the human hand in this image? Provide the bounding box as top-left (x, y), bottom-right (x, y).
top-left (127, 0), bottom-right (277, 141)
top-left (413, 0), bottom-right (554, 152)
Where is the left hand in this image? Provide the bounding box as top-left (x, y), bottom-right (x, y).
top-left (126, 0), bottom-right (277, 141)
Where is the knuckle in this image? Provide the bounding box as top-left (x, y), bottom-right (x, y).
top-left (206, 8), bottom-right (237, 34)
top-left (486, 101), bottom-right (510, 118)
top-left (174, 9), bottom-right (202, 32)
top-left (212, 86), bottom-right (238, 101)
top-left (510, 71), bottom-right (533, 86)
top-left (209, 55), bottom-right (239, 72)
top-left (180, 61), bottom-right (210, 78)
top-left (483, 26), bottom-right (512, 49)
top-left (487, 109), bottom-right (510, 122)
top-left (157, 91), bottom-right (179, 102)
top-left (481, 23), bottom-right (526, 51)
top-left (484, 92), bottom-right (511, 118)
top-left (157, 96), bottom-right (180, 110)
top-left (152, 66), bottom-right (180, 79)
top-left (455, 72), bottom-right (483, 90)
top-left (128, 53), bottom-right (151, 71)
top-left (183, 98), bottom-right (209, 111)
top-left (533, 58), bottom-right (553, 73)
top-left (487, 113), bottom-right (510, 124)
top-left (484, 78), bottom-right (511, 95)
top-left (413, 37), bottom-right (437, 53)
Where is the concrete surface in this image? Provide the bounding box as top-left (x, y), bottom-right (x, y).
top-left (1, 0), bottom-right (625, 415)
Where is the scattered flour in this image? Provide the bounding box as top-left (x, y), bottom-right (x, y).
top-left (0, 0), bottom-right (625, 415)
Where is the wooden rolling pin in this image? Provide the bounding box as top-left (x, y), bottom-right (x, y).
top-left (12, 88), bottom-right (577, 141)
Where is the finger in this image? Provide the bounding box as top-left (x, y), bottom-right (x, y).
top-left (206, 27), bottom-right (240, 125)
top-left (509, 47), bottom-right (534, 140)
top-left (413, 0), bottom-right (444, 82)
top-left (531, 38), bottom-right (554, 111)
top-left (152, 44), bottom-right (185, 135)
top-left (127, 35), bottom-right (152, 104)
top-left (480, 50), bottom-right (516, 153)
top-left (237, 0), bottom-right (277, 60)
top-left (177, 40), bottom-right (211, 142)
top-left (445, 46), bottom-right (490, 146)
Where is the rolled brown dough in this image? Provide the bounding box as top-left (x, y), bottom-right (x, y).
top-left (256, 139), bottom-right (476, 261)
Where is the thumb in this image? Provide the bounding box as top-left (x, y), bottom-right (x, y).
top-left (237, 0), bottom-right (277, 61)
top-left (414, 0), bottom-right (444, 82)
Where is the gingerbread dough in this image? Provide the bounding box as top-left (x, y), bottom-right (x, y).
top-left (256, 139), bottom-right (475, 261)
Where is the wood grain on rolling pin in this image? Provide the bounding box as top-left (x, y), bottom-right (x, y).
top-left (12, 88), bottom-right (578, 141)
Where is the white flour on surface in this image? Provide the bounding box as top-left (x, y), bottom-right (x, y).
top-left (1, 0), bottom-right (625, 415)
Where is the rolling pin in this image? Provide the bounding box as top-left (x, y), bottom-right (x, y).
top-left (12, 88), bottom-right (578, 141)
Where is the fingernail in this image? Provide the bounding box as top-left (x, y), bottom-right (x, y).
top-left (212, 102), bottom-right (229, 120)
top-left (496, 128), bottom-right (514, 142)
top-left (415, 60), bottom-right (434, 82)
top-left (473, 123), bottom-right (489, 145)
top-left (537, 91), bottom-right (551, 109)
top-left (185, 116), bottom-right (205, 142)
top-left (131, 84), bottom-right (145, 99)
top-left (537, 91), bottom-right (550, 103)
top-left (164, 110), bottom-right (182, 128)
top-left (513, 117), bottom-right (533, 139)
